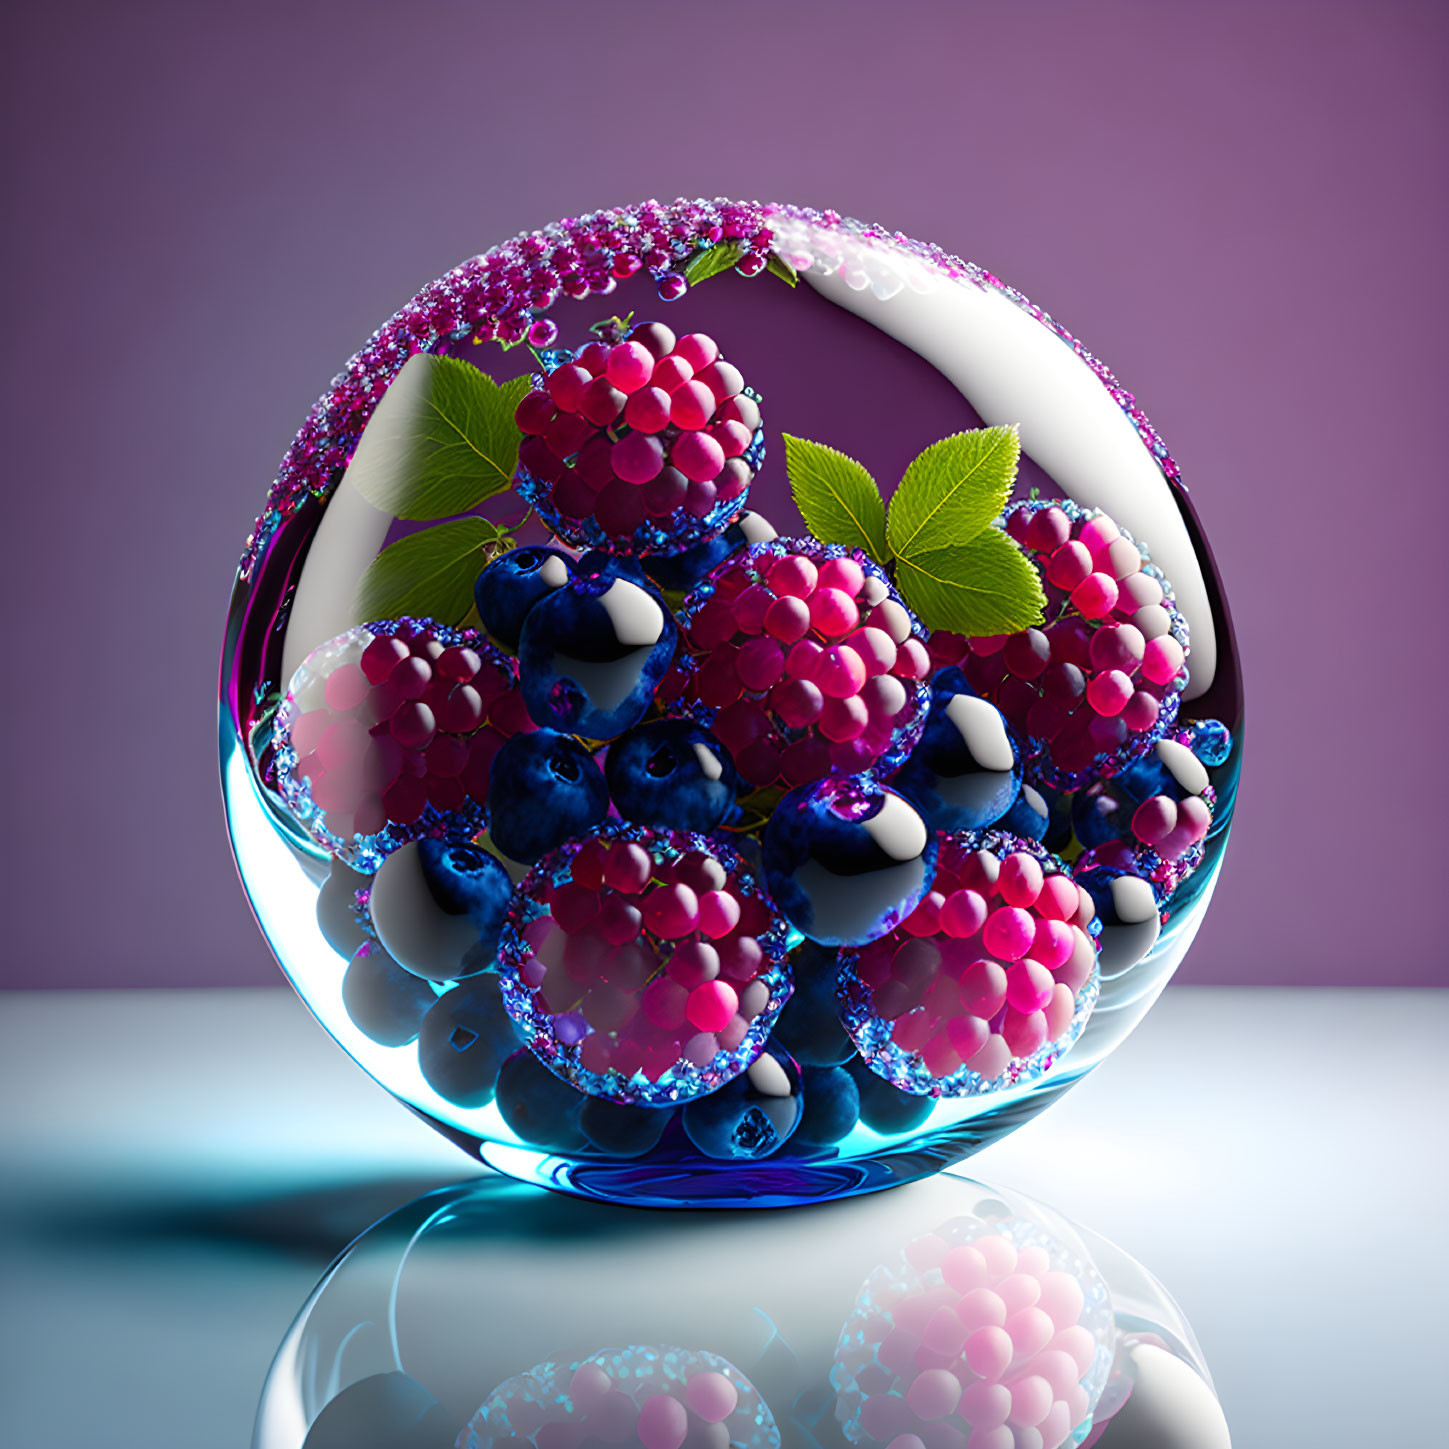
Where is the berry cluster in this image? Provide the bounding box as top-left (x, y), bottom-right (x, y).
top-left (664, 538), bottom-right (932, 793)
top-left (838, 833), bottom-right (1100, 1096)
top-left (515, 321), bottom-right (763, 555)
top-left (275, 619), bottom-right (534, 869)
top-left (497, 823), bottom-right (791, 1106)
top-left (461, 1347), bottom-right (772, 1449)
top-left (933, 501), bottom-right (1189, 789)
top-left (831, 1217), bottom-right (1112, 1449)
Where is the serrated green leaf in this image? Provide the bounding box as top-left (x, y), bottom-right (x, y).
top-left (683, 240), bottom-right (750, 286)
top-left (765, 254), bottom-right (798, 287)
top-left (349, 353), bottom-right (532, 521)
top-left (893, 528), bottom-right (1047, 636)
top-left (783, 434), bottom-right (890, 566)
top-left (886, 426), bottom-right (1021, 560)
top-left (354, 517), bottom-right (509, 626)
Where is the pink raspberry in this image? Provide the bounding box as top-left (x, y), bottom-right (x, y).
top-left (496, 823), bottom-right (791, 1106)
top-left (838, 831), bottom-right (1100, 1095)
top-left (668, 539), bottom-right (931, 794)
top-left (929, 501), bottom-right (1190, 790)
top-left (275, 618), bottom-right (535, 870)
top-left (514, 319), bottom-right (763, 556)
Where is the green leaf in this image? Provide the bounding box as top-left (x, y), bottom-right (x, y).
top-left (886, 426), bottom-right (1021, 560)
top-left (893, 529), bottom-right (1047, 636)
top-left (348, 353), bottom-right (532, 522)
top-left (683, 240), bottom-right (749, 286)
top-left (354, 517), bottom-right (510, 626)
top-left (783, 434), bottom-right (890, 566)
top-left (765, 254), bottom-right (798, 288)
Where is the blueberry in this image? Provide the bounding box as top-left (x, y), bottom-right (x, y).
top-left (792, 1065), bottom-right (860, 1148)
top-left (495, 1049), bottom-right (587, 1150)
top-left (417, 976), bottom-right (519, 1107)
top-left (847, 1056), bottom-right (935, 1135)
top-left (1074, 860), bottom-right (1161, 974)
top-left (369, 839), bottom-right (512, 981)
top-left (341, 941), bottom-right (437, 1047)
top-left (486, 730), bottom-right (609, 862)
top-left (891, 672), bottom-right (1021, 832)
top-left (518, 572), bottom-right (677, 739)
top-left (682, 1045), bottom-right (802, 1160)
top-left (579, 1097), bottom-right (673, 1158)
top-left (315, 860), bottom-right (372, 958)
top-left (771, 942), bottom-right (854, 1066)
top-left (473, 545), bottom-right (573, 650)
top-left (762, 775), bottom-right (938, 947)
top-left (605, 719), bottom-right (738, 832)
top-left (1187, 718), bottom-right (1233, 768)
top-left (1000, 781), bottom-right (1051, 842)
top-left (302, 1371), bottom-right (458, 1449)
top-left (641, 510), bottom-right (777, 593)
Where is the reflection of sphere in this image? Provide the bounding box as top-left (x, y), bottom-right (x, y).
top-left (831, 1213), bottom-right (1113, 1448)
top-left (460, 1345), bottom-right (778, 1449)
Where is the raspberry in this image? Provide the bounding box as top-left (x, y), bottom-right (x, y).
top-left (933, 501), bottom-right (1190, 790)
top-left (830, 1213), bottom-right (1113, 1449)
top-left (838, 831), bottom-right (1100, 1095)
top-left (496, 822), bottom-right (791, 1106)
top-left (513, 319), bottom-right (765, 556)
top-left (275, 619), bottom-right (535, 870)
top-left (670, 539), bottom-right (931, 794)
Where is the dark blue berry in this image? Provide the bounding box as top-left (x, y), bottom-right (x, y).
top-left (1073, 738), bottom-right (1210, 853)
top-left (771, 942), bottom-right (854, 1066)
top-left (605, 719), bottom-right (738, 832)
top-left (1073, 860), bottom-right (1160, 974)
top-left (472, 545), bottom-right (573, 650)
top-left (847, 1056), bottom-right (935, 1135)
top-left (641, 510), bottom-right (777, 593)
top-left (486, 730), bottom-right (608, 863)
top-left (341, 942), bottom-right (437, 1047)
top-left (369, 839), bottom-right (512, 981)
top-left (682, 1044), bottom-right (802, 1160)
top-left (792, 1065), bottom-right (860, 1148)
top-left (495, 1049), bottom-right (587, 1150)
top-left (302, 1372), bottom-right (458, 1449)
top-left (518, 572), bottom-right (677, 739)
top-left (417, 977), bottom-right (519, 1107)
top-left (579, 1097), bottom-right (673, 1158)
top-left (891, 671), bottom-right (1021, 833)
top-left (1000, 781), bottom-right (1051, 842)
top-left (762, 775), bottom-right (938, 947)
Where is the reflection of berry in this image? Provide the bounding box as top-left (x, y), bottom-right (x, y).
top-left (275, 619), bottom-right (535, 870)
top-left (831, 1215), bottom-right (1113, 1449)
top-left (514, 321), bottom-right (764, 556)
top-left (839, 832), bottom-right (1099, 1096)
top-left (459, 1346), bottom-right (775, 1449)
top-left (763, 774), bottom-right (938, 947)
top-left (1074, 737), bottom-right (1214, 862)
top-left (669, 539), bottom-right (931, 793)
top-left (934, 502), bottom-right (1189, 790)
top-left (497, 823), bottom-right (791, 1107)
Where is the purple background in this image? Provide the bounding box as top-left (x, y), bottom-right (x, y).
top-left (3, 1), bottom-right (1444, 990)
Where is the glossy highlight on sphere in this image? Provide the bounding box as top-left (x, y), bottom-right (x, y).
top-left (763, 775), bottom-right (938, 947)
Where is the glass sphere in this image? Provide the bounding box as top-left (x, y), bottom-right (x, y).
top-left (221, 200), bottom-right (1242, 1206)
top-left (254, 1172), bottom-right (1230, 1449)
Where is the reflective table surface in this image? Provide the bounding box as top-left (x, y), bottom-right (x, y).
top-left (2, 987), bottom-right (1444, 1448)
